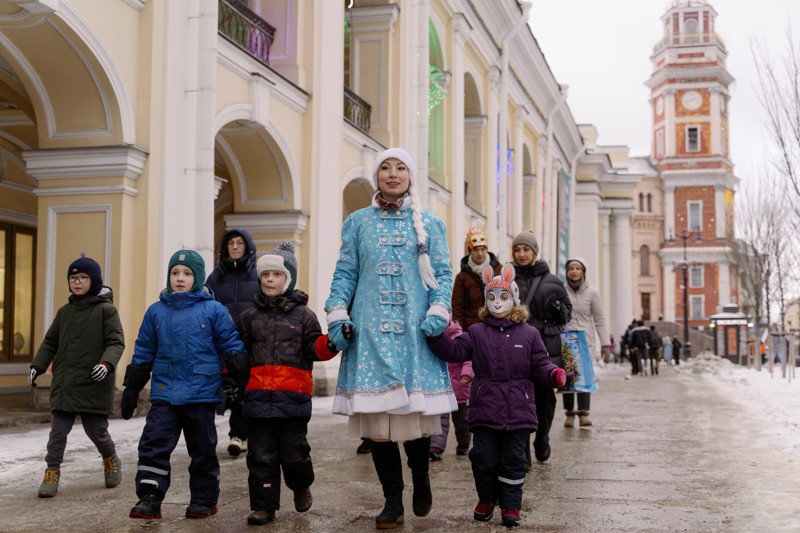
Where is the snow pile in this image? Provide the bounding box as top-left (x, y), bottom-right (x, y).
top-left (675, 351), bottom-right (735, 375)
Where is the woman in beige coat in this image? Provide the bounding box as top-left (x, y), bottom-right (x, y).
top-left (564, 258), bottom-right (610, 427)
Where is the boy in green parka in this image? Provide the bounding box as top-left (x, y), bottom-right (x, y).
top-left (29, 255), bottom-right (125, 498)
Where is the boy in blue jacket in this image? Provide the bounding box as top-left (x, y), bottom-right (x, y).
top-left (120, 249), bottom-right (246, 520)
top-left (427, 263), bottom-right (565, 528)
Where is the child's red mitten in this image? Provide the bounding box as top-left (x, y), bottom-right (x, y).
top-left (549, 367), bottom-right (566, 388)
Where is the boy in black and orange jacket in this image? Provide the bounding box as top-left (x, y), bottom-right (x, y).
top-left (236, 241), bottom-right (340, 525)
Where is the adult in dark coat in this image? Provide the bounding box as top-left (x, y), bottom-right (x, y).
top-left (205, 228), bottom-right (259, 457)
top-left (510, 230), bottom-right (572, 466)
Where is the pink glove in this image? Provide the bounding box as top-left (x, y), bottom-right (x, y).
top-left (549, 367), bottom-right (566, 388)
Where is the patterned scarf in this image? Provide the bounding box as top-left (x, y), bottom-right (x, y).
top-left (374, 191), bottom-right (408, 210)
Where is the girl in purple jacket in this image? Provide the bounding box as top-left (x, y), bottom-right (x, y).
top-left (427, 263), bottom-right (565, 528)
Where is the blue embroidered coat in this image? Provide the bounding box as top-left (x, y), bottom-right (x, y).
top-left (326, 204), bottom-right (455, 416)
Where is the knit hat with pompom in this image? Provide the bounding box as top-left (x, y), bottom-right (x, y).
top-left (257, 241), bottom-right (298, 295)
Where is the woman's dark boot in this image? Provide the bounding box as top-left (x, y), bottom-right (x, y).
top-left (403, 437), bottom-right (432, 517)
top-left (371, 441), bottom-right (405, 529)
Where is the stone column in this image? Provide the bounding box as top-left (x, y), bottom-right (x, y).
top-left (611, 208), bottom-right (634, 338)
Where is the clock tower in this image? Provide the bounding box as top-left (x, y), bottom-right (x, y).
top-left (646, 1), bottom-right (738, 331)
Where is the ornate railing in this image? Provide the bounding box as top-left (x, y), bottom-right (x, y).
top-left (218, 0), bottom-right (276, 65)
top-left (344, 87), bottom-right (371, 133)
top-left (652, 32), bottom-right (725, 53)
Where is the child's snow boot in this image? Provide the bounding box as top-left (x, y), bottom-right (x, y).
top-left (103, 454), bottom-right (122, 488)
top-left (578, 411), bottom-right (592, 427)
top-left (404, 437), bottom-right (432, 517)
top-left (37, 467), bottom-right (60, 498)
top-left (185, 500), bottom-right (218, 518)
top-left (501, 508), bottom-right (521, 527)
top-left (247, 510), bottom-right (275, 524)
top-left (130, 485), bottom-right (164, 519)
top-left (473, 501), bottom-right (496, 521)
top-left (564, 411), bottom-right (577, 428)
top-left (371, 441), bottom-right (405, 529)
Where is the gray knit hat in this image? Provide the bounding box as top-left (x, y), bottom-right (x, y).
top-left (511, 230), bottom-right (539, 257)
top-left (257, 241), bottom-right (298, 295)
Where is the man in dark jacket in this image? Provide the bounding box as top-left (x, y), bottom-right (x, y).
top-left (630, 320), bottom-right (651, 376)
top-left (205, 228), bottom-right (259, 456)
top-left (510, 230), bottom-right (572, 466)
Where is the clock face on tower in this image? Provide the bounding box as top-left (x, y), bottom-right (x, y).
top-left (655, 96), bottom-right (664, 116)
top-left (681, 90), bottom-right (702, 111)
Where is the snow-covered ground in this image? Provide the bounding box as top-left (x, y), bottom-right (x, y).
top-left (676, 353), bottom-right (800, 450)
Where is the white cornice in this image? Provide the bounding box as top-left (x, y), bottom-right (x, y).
top-left (660, 247), bottom-right (733, 265)
top-left (23, 145), bottom-right (148, 179)
top-left (0, 206), bottom-right (36, 226)
top-left (121, 0), bottom-right (145, 10)
top-left (224, 211), bottom-right (310, 235)
top-left (345, 4), bottom-right (399, 33)
top-left (33, 185), bottom-right (138, 197)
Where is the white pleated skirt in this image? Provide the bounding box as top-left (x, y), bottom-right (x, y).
top-left (347, 412), bottom-right (442, 443)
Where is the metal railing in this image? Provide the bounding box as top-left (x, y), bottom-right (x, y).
top-left (344, 87), bottom-right (371, 133)
top-left (653, 32), bottom-right (725, 53)
top-left (218, 0), bottom-right (276, 65)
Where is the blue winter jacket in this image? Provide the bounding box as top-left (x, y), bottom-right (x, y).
top-left (427, 315), bottom-right (559, 431)
top-left (131, 288), bottom-right (246, 405)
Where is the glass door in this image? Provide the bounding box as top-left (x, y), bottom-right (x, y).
top-left (0, 224), bottom-right (35, 363)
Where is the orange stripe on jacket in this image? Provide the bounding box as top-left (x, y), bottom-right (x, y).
top-left (247, 364), bottom-right (313, 396)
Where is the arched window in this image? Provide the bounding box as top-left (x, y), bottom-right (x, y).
top-left (639, 193), bottom-right (644, 212)
top-left (647, 193), bottom-right (653, 212)
top-left (640, 245), bottom-right (650, 275)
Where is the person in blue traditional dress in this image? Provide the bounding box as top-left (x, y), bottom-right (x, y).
top-left (325, 147), bottom-right (455, 529)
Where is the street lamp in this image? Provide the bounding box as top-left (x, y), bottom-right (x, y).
top-left (669, 229), bottom-right (702, 361)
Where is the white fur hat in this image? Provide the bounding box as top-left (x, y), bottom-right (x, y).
top-left (371, 147), bottom-right (417, 188)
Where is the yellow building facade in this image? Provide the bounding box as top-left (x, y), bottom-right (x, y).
top-left (0, 0), bottom-right (600, 405)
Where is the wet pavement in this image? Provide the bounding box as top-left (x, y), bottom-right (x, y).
top-left (1, 361), bottom-right (799, 532)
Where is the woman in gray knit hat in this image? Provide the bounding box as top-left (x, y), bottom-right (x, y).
top-left (510, 230), bottom-right (572, 468)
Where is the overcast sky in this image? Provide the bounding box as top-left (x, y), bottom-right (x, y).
top-left (527, 0), bottom-right (798, 179)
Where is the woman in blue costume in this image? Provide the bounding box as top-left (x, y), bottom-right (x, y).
top-left (326, 147), bottom-right (454, 529)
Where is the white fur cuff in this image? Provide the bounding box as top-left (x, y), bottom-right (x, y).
top-left (327, 307), bottom-right (350, 326)
top-left (426, 303), bottom-right (450, 320)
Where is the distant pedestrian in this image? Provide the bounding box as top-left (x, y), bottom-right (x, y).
top-left (648, 325), bottom-right (662, 375)
top-left (662, 335), bottom-right (673, 364)
top-left (563, 257), bottom-right (610, 428)
top-left (426, 263), bottom-right (566, 528)
top-left (630, 321), bottom-right (650, 376)
top-left (121, 249), bottom-right (246, 521)
top-left (29, 255), bottom-right (125, 498)
top-left (610, 335), bottom-right (617, 363)
top-left (238, 242), bottom-right (341, 525)
top-left (672, 337), bottom-right (682, 365)
top-left (205, 228), bottom-right (259, 458)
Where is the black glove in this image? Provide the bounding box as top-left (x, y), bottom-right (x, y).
top-left (28, 366), bottom-right (44, 387)
top-left (120, 388), bottom-right (139, 419)
top-left (342, 322), bottom-right (354, 340)
top-left (122, 363), bottom-right (152, 389)
top-left (222, 375), bottom-right (243, 404)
